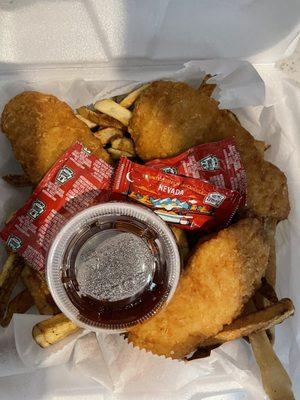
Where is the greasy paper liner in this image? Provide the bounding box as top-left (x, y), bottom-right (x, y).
top-left (0, 60), bottom-right (297, 399)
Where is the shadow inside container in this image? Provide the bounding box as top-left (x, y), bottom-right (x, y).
top-left (0, 0), bottom-right (299, 72)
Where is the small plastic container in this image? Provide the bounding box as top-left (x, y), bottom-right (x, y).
top-left (46, 202), bottom-right (180, 333)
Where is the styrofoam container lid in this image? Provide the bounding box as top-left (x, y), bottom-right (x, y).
top-left (0, 0), bottom-right (300, 82)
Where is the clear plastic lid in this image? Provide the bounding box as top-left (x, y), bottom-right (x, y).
top-left (46, 202), bottom-right (180, 333)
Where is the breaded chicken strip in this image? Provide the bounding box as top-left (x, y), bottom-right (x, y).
top-left (1, 92), bottom-right (111, 183)
top-left (129, 81), bottom-right (289, 220)
top-left (128, 218), bottom-right (270, 359)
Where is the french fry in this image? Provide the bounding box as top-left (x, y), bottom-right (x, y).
top-left (93, 127), bottom-right (123, 145)
top-left (107, 148), bottom-right (134, 160)
top-left (94, 99), bottom-right (132, 126)
top-left (252, 290), bottom-right (275, 345)
top-left (245, 293), bottom-right (295, 399)
top-left (247, 293), bottom-right (285, 394)
top-left (250, 331), bottom-right (295, 400)
top-left (119, 84), bottom-right (150, 108)
top-left (111, 137), bottom-right (136, 155)
top-left (199, 298), bottom-right (294, 347)
top-left (2, 174), bottom-right (31, 187)
top-left (260, 217), bottom-right (277, 343)
top-left (198, 74), bottom-right (216, 97)
top-left (21, 264), bottom-right (60, 315)
top-left (77, 106), bottom-right (125, 130)
top-left (257, 278), bottom-right (278, 305)
top-left (75, 114), bottom-right (97, 129)
top-left (32, 313), bottom-right (80, 348)
top-left (1, 289), bottom-right (34, 327)
top-left (0, 253), bottom-right (24, 319)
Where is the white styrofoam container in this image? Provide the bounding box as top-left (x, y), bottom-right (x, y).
top-left (0, 0), bottom-right (300, 81)
top-left (0, 1), bottom-right (300, 399)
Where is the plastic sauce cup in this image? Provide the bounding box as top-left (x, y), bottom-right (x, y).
top-left (47, 202), bottom-right (180, 333)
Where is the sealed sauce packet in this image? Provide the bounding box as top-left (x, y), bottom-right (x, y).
top-left (0, 142), bottom-right (114, 271)
top-left (146, 138), bottom-right (247, 206)
top-left (112, 157), bottom-right (242, 231)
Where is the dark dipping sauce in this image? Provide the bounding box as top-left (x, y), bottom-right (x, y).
top-left (61, 217), bottom-right (170, 330)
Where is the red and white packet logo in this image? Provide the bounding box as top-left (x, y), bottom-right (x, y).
top-left (146, 138), bottom-right (247, 207)
top-left (112, 157), bottom-right (242, 231)
top-left (0, 143), bottom-right (113, 272)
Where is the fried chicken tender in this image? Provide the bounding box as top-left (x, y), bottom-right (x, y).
top-left (128, 218), bottom-right (270, 359)
top-left (129, 81), bottom-right (289, 220)
top-left (1, 92), bottom-right (111, 183)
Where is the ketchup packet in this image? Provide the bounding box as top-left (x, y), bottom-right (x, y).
top-left (0, 143), bottom-right (113, 271)
top-left (113, 157), bottom-right (242, 231)
top-left (146, 138), bottom-right (247, 206)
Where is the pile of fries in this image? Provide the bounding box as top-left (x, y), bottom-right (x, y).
top-left (76, 85), bottom-right (150, 160)
top-left (0, 254), bottom-right (59, 327)
top-left (0, 82), bottom-right (295, 399)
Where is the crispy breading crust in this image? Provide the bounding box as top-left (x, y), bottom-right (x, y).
top-left (1, 91), bottom-right (111, 183)
top-left (128, 218), bottom-right (270, 359)
top-left (129, 81), bottom-right (289, 220)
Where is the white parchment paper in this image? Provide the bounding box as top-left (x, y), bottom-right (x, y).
top-left (0, 60), bottom-right (298, 400)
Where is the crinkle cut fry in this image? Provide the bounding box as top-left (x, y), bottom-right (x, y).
top-left (1, 289), bottom-right (34, 327)
top-left (0, 253), bottom-right (25, 319)
top-left (198, 298), bottom-right (294, 347)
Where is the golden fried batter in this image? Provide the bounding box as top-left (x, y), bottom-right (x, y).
top-left (129, 81), bottom-right (289, 220)
top-left (1, 92), bottom-right (111, 183)
top-left (128, 218), bottom-right (270, 359)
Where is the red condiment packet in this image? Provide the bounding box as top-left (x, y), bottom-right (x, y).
top-left (112, 157), bottom-right (242, 231)
top-left (146, 138), bottom-right (247, 206)
top-left (0, 142), bottom-right (113, 272)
